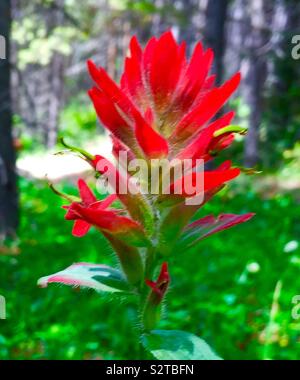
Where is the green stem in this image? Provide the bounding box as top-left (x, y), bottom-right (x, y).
top-left (262, 280), bottom-right (282, 360)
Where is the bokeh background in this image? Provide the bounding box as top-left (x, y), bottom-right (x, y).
top-left (0, 0), bottom-right (300, 360)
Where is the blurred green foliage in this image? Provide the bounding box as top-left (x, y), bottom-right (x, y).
top-left (14, 98), bottom-right (100, 156)
top-left (0, 177), bottom-right (299, 359)
top-left (59, 98), bottom-right (99, 143)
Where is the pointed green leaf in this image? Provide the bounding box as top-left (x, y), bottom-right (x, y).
top-left (142, 330), bottom-right (222, 360)
top-left (38, 263), bottom-right (132, 293)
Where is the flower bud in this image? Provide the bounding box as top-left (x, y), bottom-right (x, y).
top-left (142, 263), bottom-right (170, 331)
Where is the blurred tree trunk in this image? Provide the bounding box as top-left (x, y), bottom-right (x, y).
top-left (244, 57), bottom-right (266, 167)
top-left (46, 52), bottom-right (65, 148)
top-left (0, 0), bottom-right (18, 242)
top-left (45, 0), bottom-right (66, 148)
top-left (204, 0), bottom-right (229, 84)
top-left (265, 0), bottom-right (300, 164)
top-left (242, 0), bottom-right (269, 167)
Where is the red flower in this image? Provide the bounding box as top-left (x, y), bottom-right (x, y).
top-left (146, 262), bottom-right (170, 304)
top-left (63, 179), bottom-right (116, 237)
top-left (88, 30), bottom-right (241, 163)
top-left (41, 32), bottom-right (255, 334)
top-left (143, 262), bottom-right (171, 329)
top-left (64, 180), bottom-right (150, 247)
top-left (60, 32), bottom-right (253, 250)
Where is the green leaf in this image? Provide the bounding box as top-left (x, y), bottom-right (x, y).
top-left (142, 330), bottom-right (222, 360)
top-left (38, 263), bottom-right (132, 293)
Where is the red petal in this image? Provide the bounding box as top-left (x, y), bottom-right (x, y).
top-left (78, 179), bottom-right (96, 205)
top-left (173, 72), bottom-right (241, 141)
top-left (72, 204), bottom-right (138, 232)
top-left (94, 155), bottom-right (136, 197)
top-left (180, 46), bottom-right (214, 112)
top-left (157, 262), bottom-right (169, 283)
top-left (176, 111), bottom-right (235, 161)
top-left (91, 194), bottom-right (117, 210)
top-left (144, 108), bottom-right (154, 125)
top-left (145, 262), bottom-right (170, 299)
top-left (175, 127), bottom-right (214, 161)
top-left (210, 133), bottom-right (235, 153)
top-left (88, 87), bottom-right (132, 143)
top-left (130, 36), bottom-right (142, 61)
top-left (169, 168), bottom-right (240, 197)
top-left (135, 119), bottom-right (169, 159)
top-left (146, 32), bottom-right (185, 108)
top-left (64, 205), bottom-right (80, 220)
top-left (185, 213), bottom-right (255, 242)
top-left (71, 203), bottom-right (149, 247)
top-left (72, 220), bottom-right (91, 237)
top-left (143, 36), bottom-right (158, 77)
top-left (111, 136), bottom-right (136, 163)
top-left (216, 160), bottom-right (233, 171)
top-left (145, 279), bottom-right (157, 292)
top-left (202, 74), bottom-right (216, 91)
top-left (87, 60), bottom-right (140, 122)
top-left (121, 37), bottom-right (144, 103)
top-left (203, 168), bottom-right (240, 192)
top-left (93, 155), bottom-right (153, 230)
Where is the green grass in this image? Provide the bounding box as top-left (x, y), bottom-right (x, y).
top-left (0, 177), bottom-right (299, 359)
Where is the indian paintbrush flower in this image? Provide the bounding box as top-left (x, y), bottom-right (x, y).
top-left (39, 31), bottom-right (255, 358)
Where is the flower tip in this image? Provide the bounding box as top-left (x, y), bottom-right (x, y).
top-left (232, 167), bottom-right (241, 177)
top-left (234, 71), bottom-right (241, 84)
top-left (87, 87), bottom-right (94, 97)
top-left (161, 262), bottom-right (169, 273)
top-left (77, 178), bottom-right (85, 187)
top-left (161, 29), bottom-right (176, 42)
top-left (87, 60), bottom-right (104, 83)
top-left (87, 59), bottom-right (96, 71)
top-left (129, 35), bottom-right (142, 55)
top-left (247, 212), bottom-right (256, 220)
top-left (205, 47), bottom-right (214, 62)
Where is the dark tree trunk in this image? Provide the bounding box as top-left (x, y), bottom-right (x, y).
top-left (243, 0), bottom-right (269, 167)
top-left (204, 0), bottom-right (229, 84)
top-left (46, 52), bottom-right (65, 149)
top-left (44, 0), bottom-right (66, 148)
top-left (0, 0), bottom-right (18, 242)
top-left (244, 56), bottom-right (266, 167)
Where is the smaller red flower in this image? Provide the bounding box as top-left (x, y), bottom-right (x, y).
top-left (63, 179), bottom-right (116, 237)
top-left (64, 179), bottom-right (150, 247)
top-left (146, 262), bottom-right (170, 304)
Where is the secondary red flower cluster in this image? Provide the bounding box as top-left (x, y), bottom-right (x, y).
top-left (61, 31), bottom-right (253, 300)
